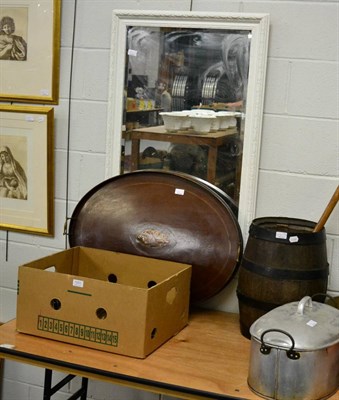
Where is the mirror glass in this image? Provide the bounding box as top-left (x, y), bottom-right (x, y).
top-left (106, 11), bottom-right (269, 236)
top-left (124, 27), bottom-right (250, 203)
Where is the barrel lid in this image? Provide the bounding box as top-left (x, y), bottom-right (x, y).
top-left (250, 297), bottom-right (339, 351)
top-left (68, 170), bottom-right (243, 303)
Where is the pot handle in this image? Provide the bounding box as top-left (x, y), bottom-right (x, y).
top-left (312, 293), bottom-right (337, 307)
top-left (297, 296), bottom-right (313, 315)
top-left (260, 329), bottom-right (300, 360)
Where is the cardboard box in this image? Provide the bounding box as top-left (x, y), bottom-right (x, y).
top-left (16, 246), bottom-right (192, 358)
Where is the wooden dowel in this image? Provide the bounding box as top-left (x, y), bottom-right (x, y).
top-left (313, 185), bottom-right (339, 232)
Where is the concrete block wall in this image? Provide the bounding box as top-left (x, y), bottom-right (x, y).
top-left (1, 0), bottom-right (338, 398)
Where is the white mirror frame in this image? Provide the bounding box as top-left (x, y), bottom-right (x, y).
top-left (105, 10), bottom-right (269, 240)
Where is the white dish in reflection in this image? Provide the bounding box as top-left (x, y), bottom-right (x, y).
top-left (216, 111), bottom-right (239, 130)
top-left (189, 110), bottom-right (220, 131)
top-left (189, 114), bottom-right (216, 134)
top-left (160, 112), bottom-right (189, 132)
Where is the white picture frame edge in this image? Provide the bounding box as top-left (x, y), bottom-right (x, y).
top-left (105, 10), bottom-right (270, 241)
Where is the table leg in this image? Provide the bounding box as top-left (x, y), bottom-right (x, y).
top-left (131, 139), bottom-right (140, 171)
top-left (0, 358), bottom-right (3, 394)
top-left (43, 369), bottom-right (88, 400)
top-left (206, 146), bottom-right (217, 183)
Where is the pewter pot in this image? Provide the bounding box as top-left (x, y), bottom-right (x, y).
top-left (248, 296), bottom-right (339, 400)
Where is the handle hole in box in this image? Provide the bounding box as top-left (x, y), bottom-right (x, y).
top-left (151, 328), bottom-right (157, 339)
top-left (96, 308), bottom-right (107, 320)
top-left (108, 273), bottom-right (118, 283)
top-left (50, 298), bottom-right (61, 310)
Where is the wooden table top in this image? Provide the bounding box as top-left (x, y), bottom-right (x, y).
top-left (130, 125), bottom-right (237, 140)
top-left (0, 309), bottom-right (338, 400)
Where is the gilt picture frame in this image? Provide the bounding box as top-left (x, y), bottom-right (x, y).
top-left (0, 105), bottom-right (54, 236)
top-left (0, 0), bottom-right (61, 104)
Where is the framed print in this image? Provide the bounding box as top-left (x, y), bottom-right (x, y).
top-left (0, 105), bottom-right (54, 236)
top-left (0, 0), bottom-right (61, 104)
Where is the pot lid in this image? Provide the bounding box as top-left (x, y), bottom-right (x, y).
top-left (250, 296), bottom-right (339, 350)
top-left (68, 170), bottom-right (243, 303)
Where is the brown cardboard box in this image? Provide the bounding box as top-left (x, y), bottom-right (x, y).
top-left (16, 246), bottom-right (191, 358)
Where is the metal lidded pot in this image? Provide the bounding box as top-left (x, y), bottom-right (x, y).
top-left (248, 296), bottom-right (339, 400)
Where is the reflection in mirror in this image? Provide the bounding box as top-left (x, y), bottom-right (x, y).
top-left (123, 27), bottom-right (250, 203)
top-left (106, 11), bottom-right (270, 237)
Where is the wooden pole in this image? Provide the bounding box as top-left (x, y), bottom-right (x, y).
top-left (313, 185), bottom-right (339, 232)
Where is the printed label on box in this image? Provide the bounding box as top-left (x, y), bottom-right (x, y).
top-left (37, 315), bottom-right (118, 347)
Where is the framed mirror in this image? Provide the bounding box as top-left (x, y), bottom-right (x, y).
top-left (106, 10), bottom-right (269, 238)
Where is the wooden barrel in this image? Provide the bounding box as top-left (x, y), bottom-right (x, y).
top-left (237, 217), bottom-right (328, 339)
